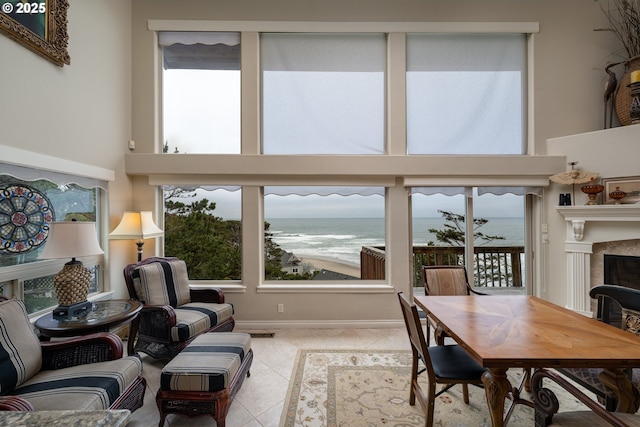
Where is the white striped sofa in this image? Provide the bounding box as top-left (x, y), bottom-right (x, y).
top-left (123, 257), bottom-right (235, 360)
top-left (0, 298), bottom-right (146, 413)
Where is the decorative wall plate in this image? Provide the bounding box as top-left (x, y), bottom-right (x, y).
top-left (0, 184), bottom-right (55, 253)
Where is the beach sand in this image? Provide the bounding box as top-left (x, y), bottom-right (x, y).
top-left (301, 256), bottom-right (361, 278)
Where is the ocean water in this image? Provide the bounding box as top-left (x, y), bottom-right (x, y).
top-left (266, 217), bottom-right (524, 265)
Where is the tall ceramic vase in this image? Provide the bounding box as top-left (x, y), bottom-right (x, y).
top-left (615, 55), bottom-right (640, 126)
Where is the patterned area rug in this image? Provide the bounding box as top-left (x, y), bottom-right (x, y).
top-left (280, 349), bottom-right (589, 427)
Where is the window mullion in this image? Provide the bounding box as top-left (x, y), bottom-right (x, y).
top-left (241, 31), bottom-right (261, 155)
top-left (386, 32), bottom-right (407, 156)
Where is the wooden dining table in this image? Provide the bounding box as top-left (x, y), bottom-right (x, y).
top-left (414, 294), bottom-right (640, 427)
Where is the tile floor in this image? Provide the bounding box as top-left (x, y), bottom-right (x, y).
top-left (126, 328), bottom-right (410, 427)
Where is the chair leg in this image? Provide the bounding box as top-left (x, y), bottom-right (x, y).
top-left (410, 350), bottom-right (419, 405)
top-left (523, 368), bottom-right (532, 392)
top-left (425, 381), bottom-right (436, 427)
top-left (462, 384), bottom-right (470, 404)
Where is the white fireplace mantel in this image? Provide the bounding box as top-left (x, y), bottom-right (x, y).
top-left (557, 204), bottom-right (640, 220)
top-left (556, 205), bottom-right (640, 315)
top-left (556, 205), bottom-right (640, 241)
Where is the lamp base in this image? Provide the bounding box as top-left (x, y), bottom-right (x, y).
top-left (53, 300), bottom-right (93, 320)
top-left (53, 261), bottom-right (91, 307)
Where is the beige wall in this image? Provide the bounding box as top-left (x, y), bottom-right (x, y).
top-left (1, 1), bottom-right (131, 166)
top-left (1, 0), bottom-right (134, 297)
top-left (0, 0), bottom-right (626, 324)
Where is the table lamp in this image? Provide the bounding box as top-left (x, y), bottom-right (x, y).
top-left (109, 211), bottom-right (164, 262)
top-left (38, 221), bottom-right (104, 319)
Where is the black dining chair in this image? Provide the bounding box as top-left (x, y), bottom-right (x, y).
top-left (557, 284), bottom-right (640, 411)
top-left (421, 265), bottom-right (487, 345)
top-left (397, 292), bottom-right (487, 427)
top-left (532, 368), bottom-right (640, 426)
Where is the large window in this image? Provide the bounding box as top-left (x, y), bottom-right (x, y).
top-left (259, 33), bottom-right (387, 282)
top-left (264, 187), bottom-right (385, 281)
top-left (261, 33), bottom-right (386, 154)
top-left (0, 166), bottom-right (104, 315)
top-left (154, 24), bottom-right (538, 292)
top-left (411, 188), bottom-right (526, 292)
top-left (161, 32), bottom-right (241, 154)
top-left (406, 33), bottom-right (526, 154)
top-left (163, 186), bottom-right (242, 280)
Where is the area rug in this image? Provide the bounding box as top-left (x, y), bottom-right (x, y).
top-left (280, 349), bottom-right (589, 427)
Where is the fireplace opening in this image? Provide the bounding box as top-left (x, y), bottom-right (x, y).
top-left (600, 254), bottom-right (640, 327)
top-left (604, 254), bottom-right (640, 290)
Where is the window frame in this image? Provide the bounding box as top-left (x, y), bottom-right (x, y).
top-left (143, 20), bottom-right (561, 295)
top-left (0, 151), bottom-right (113, 317)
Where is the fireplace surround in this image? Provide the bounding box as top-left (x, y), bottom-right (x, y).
top-left (557, 205), bottom-right (640, 316)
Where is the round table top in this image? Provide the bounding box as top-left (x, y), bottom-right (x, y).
top-left (35, 299), bottom-right (142, 336)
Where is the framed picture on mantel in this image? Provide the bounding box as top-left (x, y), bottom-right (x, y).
top-left (602, 176), bottom-right (640, 204)
top-left (0, 0), bottom-right (70, 66)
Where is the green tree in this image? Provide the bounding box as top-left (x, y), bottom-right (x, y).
top-left (427, 210), bottom-right (505, 246)
top-left (264, 221), bottom-right (284, 279)
top-left (424, 210), bottom-right (508, 287)
top-left (164, 196), bottom-right (286, 280)
top-left (165, 199), bottom-right (241, 279)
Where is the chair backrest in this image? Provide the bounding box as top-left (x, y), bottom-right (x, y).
top-left (0, 299), bottom-right (42, 392)
top-left (422, 265), bottom-right (471, 296)
top-left (397, 292), bottom-right (434, 377)
top-left (590, 284), bottom-right (640, 335)
top-left (124, 257), bottom-right (191, 308)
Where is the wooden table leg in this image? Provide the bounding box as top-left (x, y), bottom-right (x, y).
top-left (599, 368), bottom-right (640, 413)
top-left (523, 368), bottom-right (532, 392)
top-left (482, 368), bottom-right (511, 427)
top-left (434, 325), bottom-right (446, 346)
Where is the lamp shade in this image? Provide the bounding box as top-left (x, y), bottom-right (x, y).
top-left (109, 211), bottom-right (164, 240)
top-left (38, 221), bottom-right (104, 260)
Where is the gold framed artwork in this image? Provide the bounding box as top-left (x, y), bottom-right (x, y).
top-left (0, 0), bottom-right (70, 66)
top-left (602, 176), bottom-right (640, 204)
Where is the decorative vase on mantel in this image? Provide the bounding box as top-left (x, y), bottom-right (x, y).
top-left (609, 186), bottom-right (627, 204)
top-left (615, 55), bottom-right (640, 126)
top-left (581, 182), bottom-right (605, 205)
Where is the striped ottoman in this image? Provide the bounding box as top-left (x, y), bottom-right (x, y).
top-left (156, 332), bottom-right (253, 427)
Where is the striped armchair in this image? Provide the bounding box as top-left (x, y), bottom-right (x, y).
top-left (123, 257), bottom-right (235, 360)
top-left (0, 298), bottom-right (146, 413)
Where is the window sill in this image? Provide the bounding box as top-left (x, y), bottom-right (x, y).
top-left (189, 282), bottom-right (395, 293)
top-left (257, 283), bottom-right (394, 293)
top-left (190, 283), bottom-right (247, 293)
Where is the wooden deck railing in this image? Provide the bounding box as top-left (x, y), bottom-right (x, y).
top-left (360, 245), bottom-right (525, 288)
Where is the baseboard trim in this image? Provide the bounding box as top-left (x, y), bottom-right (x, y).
top-left (236, 319), bottom-right (404, 330)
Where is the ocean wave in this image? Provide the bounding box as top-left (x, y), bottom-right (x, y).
top-left (275, 232), bottom-right (358, 240)
top-left (266, 217), bottom-right (524, 266)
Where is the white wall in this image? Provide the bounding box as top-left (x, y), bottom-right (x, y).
top-left (545, 125), bottom-right (640, 306)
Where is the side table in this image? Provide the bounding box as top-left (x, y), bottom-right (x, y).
top-left (35, 299), bottom-right (142, 356)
